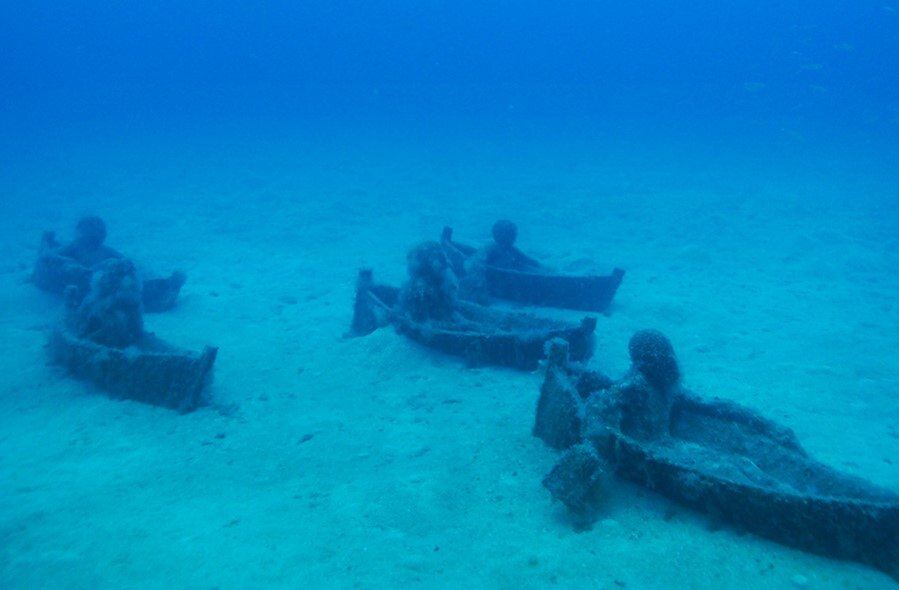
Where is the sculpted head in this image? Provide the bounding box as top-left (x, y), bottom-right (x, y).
top-left (628, 329), bottom-right (680, 390)
top-left (492, 220), bottom-right (518, 248)
top-left (75, 216), bottom-right (108, 248)
top-left (407, 241), bottom-right (450, 282)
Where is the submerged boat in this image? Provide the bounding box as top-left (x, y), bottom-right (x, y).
top-left (33, 230), bottom-right (185, 312)
top-left (537, 339), bottom-right (899, 579)
top-left (48, 328), bottom-right (218, 413)
top-left (349, 269), bottom-right (596, 370)
top-left (440, 226), bottom-right (625, 313)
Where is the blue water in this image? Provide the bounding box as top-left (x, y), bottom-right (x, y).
top-left (1, 2), bottom-right (898, 589)
top-left (4, 2), bottom-right (898, 141)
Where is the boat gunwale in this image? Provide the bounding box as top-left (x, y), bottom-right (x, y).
top-left (364, 282), bottom-right (597, 341)
top-left (483, 263), bottom-right (626, 283)
top-left (51, 328), bottom-right (215, 361)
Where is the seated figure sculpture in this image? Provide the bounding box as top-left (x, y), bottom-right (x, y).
top-left (65, 258), bottom-right (145, 348)
top-left (34, 216), bottom-right (186, 312)
top-left (451, 220), bottom-right (543, 303)
top-left (56, 216), bottom-right (125, 268)
top-left (483, 220), bottom-right (542, 271)
top-left (590, 329), bottom-right (680, 440)
top-left (398, 241), bottom-right (459, 323)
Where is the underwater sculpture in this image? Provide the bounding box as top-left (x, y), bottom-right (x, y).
top-left (535, 333), bottom-right (899, 579)
top-left (349, 241), bottom-right (597, 370)
top-left (440, 222), bottom-right (626, 313)
top-left (48, 258), bottom-right (217, 412)
top-left (33, 216), bottom-right (186, 312)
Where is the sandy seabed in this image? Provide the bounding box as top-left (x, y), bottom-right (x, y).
top-left (1, 132), bottom-right (897, 589)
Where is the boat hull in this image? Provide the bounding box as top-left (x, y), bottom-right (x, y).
top-left (398, 310), bottom-right (596, 370)
top-left (484, 266), bottom-right (625, 312)
top-left (349, 271), bottom-right (596, 370)
top-left (48, 329), bottom-right (217, 413)
top-left (583, 392), bottom-right (899, 578)
top-left (440, 228), bottom-right (625, 312)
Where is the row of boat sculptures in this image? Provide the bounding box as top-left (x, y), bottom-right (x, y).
top-left (349, 222), bottom-right (897, 580)
top-left (33, 217), bottom-right (897, 579)
top-left (34, 217), bottom-right (616, 412)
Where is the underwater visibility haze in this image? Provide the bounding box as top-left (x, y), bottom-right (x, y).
top-left (1, 1), bottom-right (898, 588)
